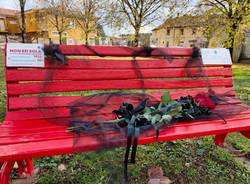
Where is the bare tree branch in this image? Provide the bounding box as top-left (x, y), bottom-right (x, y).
top-left (105, 0), bottom-right (185, 47)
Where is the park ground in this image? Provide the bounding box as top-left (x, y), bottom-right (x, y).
top-left (1, 52), bottom-right (250, 183)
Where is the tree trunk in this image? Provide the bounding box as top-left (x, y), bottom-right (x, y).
top-left (227, 30), bottom-right (235, 57)
top-left (225, 19), bottom-right (238, 59)
top-left (85, 32), bottom-right (89, 45)
top-left (59, 32), bottom-right (62, 44)
top-left (20, 1), bottom-right (26, 43)
top-left (5, 34), bottom-right (8, 43)
top-left (133, 28), bottom-right (140, 47)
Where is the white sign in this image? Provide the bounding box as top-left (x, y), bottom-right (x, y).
top-left (6, 43), bottom-right (44, 67)
top-left (201, 48), bottom-right (232, 65)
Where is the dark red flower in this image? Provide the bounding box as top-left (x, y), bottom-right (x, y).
top-left (194, 92), bottom-right (216, 109)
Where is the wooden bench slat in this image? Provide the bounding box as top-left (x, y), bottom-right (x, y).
top-left (7, 58), bottom-right (232, 70)
top-left (6, 68), bottom-right (232, 82)
top-left (2, 103), bottom-right (249, 137)
top-left (43, 58), bottom-right (203, 69)
top-left (1, 116), bottom-right (250, 162)
top-left (7, 78), bottom-right (233, 96)
top-left (6, 99), bottom-right (242, 121)
top-left (2, 110), bottom-right (250, 145)
top-left (57, 45), bottom-right (194, 57)
top-left (8, 87), bottom-right (235, 110)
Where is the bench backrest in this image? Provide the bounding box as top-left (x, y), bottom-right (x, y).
top-left (4, 45), bottom-right (234, 122)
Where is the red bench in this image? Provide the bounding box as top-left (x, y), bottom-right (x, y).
top-left (1, 45), bottom-right (250, 183)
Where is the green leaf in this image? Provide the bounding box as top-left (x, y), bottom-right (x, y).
top-left (143, 113), bottom-right (152, 121)
top-left (157, 102), bottom-right (162, 110)
top-left (160, 115), bottom-right (172, 123)
top-left (168, 102), bottom-right (183, 116)
top-left (161, 92), bottom-right (172, 105)
top-left (150, 106), bottom-right (156, 111)
top-left (151, 114), bottom-right (161, 124)
top-left (143, 107), bottom-right (151, 114)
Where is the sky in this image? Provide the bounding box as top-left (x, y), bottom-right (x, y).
top-left (0, 0), bottom-right (35, 10)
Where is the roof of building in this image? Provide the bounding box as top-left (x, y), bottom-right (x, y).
top-left (153, 15), bottom-right (203, 31)
top-left (119, 33), bottom-right (152, 36)
top-left (152, 14), bottom-right (230, 32)
top-left (0, 8), bottom-right (18, 16)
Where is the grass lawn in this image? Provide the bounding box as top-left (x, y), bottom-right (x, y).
top-left (1, 53), bottom-right (250, 183)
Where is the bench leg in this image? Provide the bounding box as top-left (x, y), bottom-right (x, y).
top-left (240, 131), bottom-right (250, 139)
top-left (17, 159), bottom-right (34, 177)
top-left (0, 159), bottom-right (34, 184)
top-left (214, 134), bottom-right (227, 147)
top-left (0, 161), bottom-right (15, 184)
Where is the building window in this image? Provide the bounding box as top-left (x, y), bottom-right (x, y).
top-left (167, 29), bottom-right (170, 35)
top-left (180, 29), bottom-right (184, 35)
top-left (166, 41), bottom-right (169, 47)
top-left (178, 40), bottom-right (184, 47)
top-left (69, 20), bottom-right (75, 29)
top-left (0, 19), bottom-right (5, 31)
top-left (51, 31), bottom-right (68, 37)
top-left (51, 31), bottom-right (59, 36)
top-left (62, 32), bottom-right (68, 37)
top-left (62, 37), bottom-right (67, 44)
top-left (89, 37), bottom-right (96, 45)
top-left (192, 28), bottom-right (196, 35)
top-left (189, 40), bottom-right (197, 43)
top-left (189, 40), bottom-right (197, 47)
top-left (67, 38), bottom-right (74, 45)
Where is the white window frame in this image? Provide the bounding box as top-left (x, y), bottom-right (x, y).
top-left (68, 20), bottom-right (75, 29)
top-left (51, 31), bottom-right (59, 36)
top-left (51, 31), bottom-right (68, 37)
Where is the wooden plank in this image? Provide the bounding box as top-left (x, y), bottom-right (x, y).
top-left (3, 108), bottom-right (250, 145)
top-left (6, 107), bottom-right (71, 121)
top-left (6, 58), bottom-right (232, 69)
top-left (6, 97), bottom-right (242, 121)
top-left (170, 87), bottom-right (235, 99)
top-left (1, 117), bottom-right (250, 161)
top-left (44, 58), bottom-right (203, 69)
top-left (8, 87), bottom-right (235, 110)
top-left (6, 68), bottom-right (232, 82)
top-left (7, 78), bottom-right (233, 96)
top-left (6, 103), bottom-right (145, 120)
top-left (3, 109), bottom-right (250, 145)
top-left (1, 102), bottom-right (249, 137)
top-left (8, 94), bottom-right (155, 110)
top-left (2, 104), bottom-right (249, 136)
top-left (54, 45), bottom-right (194, 57)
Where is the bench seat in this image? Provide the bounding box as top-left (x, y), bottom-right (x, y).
top-left (1, 101), bottom-right (250, 162)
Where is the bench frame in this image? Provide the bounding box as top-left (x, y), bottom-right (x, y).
top-left (1, 45), bottom-right (250, 183)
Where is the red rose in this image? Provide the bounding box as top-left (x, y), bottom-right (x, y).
top-left (194, 92), bottom-right (216, 109)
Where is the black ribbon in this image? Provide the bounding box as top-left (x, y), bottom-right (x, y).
top-left (44, 44), bottom-right (67, 65)
top-left (123, 115), bottom-right (141, 183)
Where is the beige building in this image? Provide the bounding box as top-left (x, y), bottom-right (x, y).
top-left (0, 8), bottom-right (98, 45)
top-left (0, 9), bottom-right (19, 35)
top-left (23, 9), bottom-right (98, 45)
top-left (0, 9), bottom-right (20, 48)
top-left (151, 16), bottom-right (208, 48)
